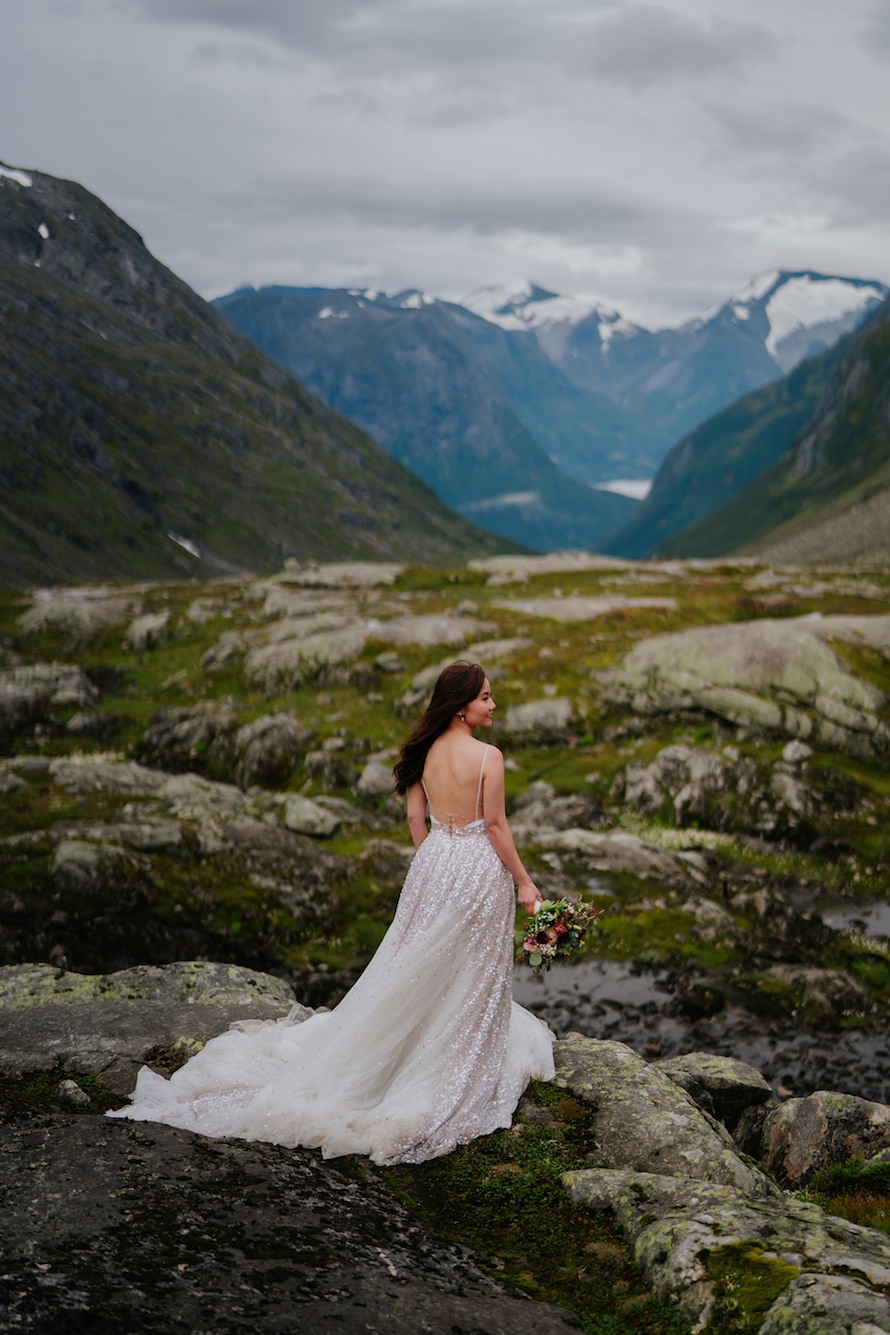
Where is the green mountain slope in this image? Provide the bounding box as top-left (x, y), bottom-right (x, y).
top-left (659, 299), bottom-right (890, 560)
top-left (214, 286), bottom-right (637, 552)
top-left (0, 166), bottom-right (508, 589)
top-left (604, 342), bottom-right (846, 558)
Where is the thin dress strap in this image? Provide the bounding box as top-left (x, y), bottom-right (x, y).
top-left (475, 745), bottom-right (489, 821)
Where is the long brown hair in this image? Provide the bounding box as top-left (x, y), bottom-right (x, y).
top-left (392, 660), bottom-right (486, 794)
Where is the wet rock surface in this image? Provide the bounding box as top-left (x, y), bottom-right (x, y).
top-left (0, 1117), bottom-right (580, 1334)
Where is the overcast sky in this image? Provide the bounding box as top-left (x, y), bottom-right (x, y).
top-left (3, 0), bottom-right (889, 326)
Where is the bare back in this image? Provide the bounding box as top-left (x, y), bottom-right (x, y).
top-left (421, 736), bottom-right (491, 830)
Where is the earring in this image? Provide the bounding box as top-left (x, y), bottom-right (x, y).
top-left (459, 712), bottom-right (466, 722)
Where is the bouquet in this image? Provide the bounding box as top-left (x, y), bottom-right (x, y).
top-left (516, 897), bottom-right (600, 975)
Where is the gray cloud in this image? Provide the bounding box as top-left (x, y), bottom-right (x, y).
top-left (571, 5), bottom-right (776, 87)
top-left (861, 0), bottom-right (890, 53)
top-left (1, 0), bottom-right (888, 330)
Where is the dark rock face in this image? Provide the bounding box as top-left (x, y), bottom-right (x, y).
top-left (0, 1117), bottom-right (580, 1334)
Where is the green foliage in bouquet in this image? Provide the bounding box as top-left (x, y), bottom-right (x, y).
top-left (517, 898), bottom-right (600, 974)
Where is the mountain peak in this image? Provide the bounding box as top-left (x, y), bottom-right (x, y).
top-left (461, 281), bottom-right (625, 335)
top-left (722, 270), bottom-right (889, 368)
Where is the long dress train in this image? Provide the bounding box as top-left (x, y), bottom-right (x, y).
top-left (107, 749), bottom-right (555, 1165)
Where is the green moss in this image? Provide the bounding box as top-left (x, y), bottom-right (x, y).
top-left (704, 1243), bottom-right (801, 1334)
top-left (0, 1070), bottom-right (120, 1121)
top-left (384, 1081), bottom-right (689, 1334)
top-left (597, 907), bottom-right (738, 971)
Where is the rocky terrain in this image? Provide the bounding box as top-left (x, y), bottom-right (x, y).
top-left (2, 551), bottom-right (889, 1329)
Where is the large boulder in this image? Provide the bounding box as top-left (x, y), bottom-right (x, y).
top-left (738, 1090), bottom-right (890, 1186)
top-left (538, 827), bottom-right (711, 885)
top-left (0, 961), bottom-right (295, 1093)
top-left (283, 794), bottom-right (340, 838)
top-left (563, 1169), bottom-right (890, 1333)
top-left (502, 697), bottom-right (575, 740)
top-left (618, 742), bottom-right (818, 839)
top-left (18, 594), bottom-right (137, 642)
top-left (0, 1118), bottom-right (580, 1334)
top-left (553, 1035), bottom-right (772, 1194)
top-left (655, 1051), bottom-right (772, 1126)
top-left (0, 662), bottom-right (97, 750)
top-left (284, 560), bottom-right (404, 587)
top-left (125, 610), bottom-right (170, 652)
top-left (604, 615), bottom-right (890, 760)
top-left (138, 704), bottom-right (240, 780)
top-left (494, 594), bottom-right (676, 623)
top-left (233, 714), bottom-right (310, 789)
top-left (245, 622), bottom-right (368, 693)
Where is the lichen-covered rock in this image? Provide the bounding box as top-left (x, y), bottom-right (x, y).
top-left (18, 594), bottom-right (137, 641)
top-left (51, 839), bottom-right (130, 891)
top-left (539, 827), bottom-right (710, 884)
top-left (654, 1052), bottom-right (772, 1126)
top-left (156, 770), bottom-right (256, 826)
top-left (199, 629), bottom-right (249, 670)
top-left (0, 662), bottom-right (97, 749)
top-left (0, 961), bottom-right (297, 1092)
top-left (0, 960), bottom-right (296, 1010)
top-left (758, 965), bottom-right (873, 1026)
top-left (283, 793), bottom-right (340, 837)
top-left (618, 742), bottom-right (817, 839)
top-left (376, 614), bottom-right (492, 647)
top-left (760, 1272), bottom-right (890, 1335)
top-left (494, 593), bottom-right (676, 623)
top-left (233, 713), bottom-right (309, 789)
top-left (356, 759), bottom-right (395, 798)
top-left (502, 697), bottom-right (574, 739)
top-left (284, 559), bottom-right (404, 587)
top-left (125, 610), bottom-right (170, 652)
top-left (553, 1035), bottom-right (773, 1195)
top-left (752, 1090), bottom-right (890, 1186)
top-left (245, 622), bottom-right (367, 693)
top-left (48, 755), bottom-right (167, 795)
top-left (563, 1167), bottom-right (890, 1333)
top-left (604, 616), bottom-right (890, 760)
top-left (138, 703), bottom-right (240, 779)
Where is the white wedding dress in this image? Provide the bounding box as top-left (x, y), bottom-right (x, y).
top-left (108, 747), bottom-right (555, 1164)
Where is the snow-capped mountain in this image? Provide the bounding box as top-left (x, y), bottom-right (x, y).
top-left (716, 270), bottom-right (887, 373)
top-left (528, 269), bottom-right (888, 452)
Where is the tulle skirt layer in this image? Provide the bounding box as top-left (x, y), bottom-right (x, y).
top-left (108, 822), bottom-right (554, 1165)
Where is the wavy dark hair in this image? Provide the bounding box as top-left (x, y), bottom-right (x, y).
top-left (392, 660), bottom-right (486, 795)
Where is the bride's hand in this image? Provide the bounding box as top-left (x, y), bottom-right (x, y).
top-left (517, 878), bottom-right (543, 916)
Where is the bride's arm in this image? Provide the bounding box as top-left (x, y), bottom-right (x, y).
top-left (406, 782), bottom-right (429, 849)
top-left (482, 749), bottom-right (543, 914)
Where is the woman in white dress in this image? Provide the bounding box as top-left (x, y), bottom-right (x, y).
top-left (108, 661), bottom-right (555, 1164)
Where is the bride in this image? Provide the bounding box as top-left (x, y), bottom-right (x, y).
top-left (108, 661), bottom-right (555, 1165)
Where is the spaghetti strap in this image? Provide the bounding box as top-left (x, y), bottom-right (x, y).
top-left (475, 745), bottom-right (490, 820)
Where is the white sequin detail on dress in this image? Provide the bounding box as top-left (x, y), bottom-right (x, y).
top-left (107, 776), bottom-right (555, 1165)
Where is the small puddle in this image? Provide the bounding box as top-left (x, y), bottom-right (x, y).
top-left (789, 889), bottom-right (890, 939)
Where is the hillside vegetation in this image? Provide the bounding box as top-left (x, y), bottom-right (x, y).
top-left (659, 300), bottom-right (890, 561)
top-left (0, 167), bottom-right (507, 589)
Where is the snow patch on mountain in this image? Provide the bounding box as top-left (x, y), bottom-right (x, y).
top-left (732, 271), bottom-right (781, 305)
top-left (462, 282), bottom-right (608, 333)
top-left (763, 276), bottom-right (886, 356)
top-left (0, 164), bottom-right (33, 188)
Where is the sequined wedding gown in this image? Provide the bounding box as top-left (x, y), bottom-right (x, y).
top-left (108, 755), bottom-right (555, 1165)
